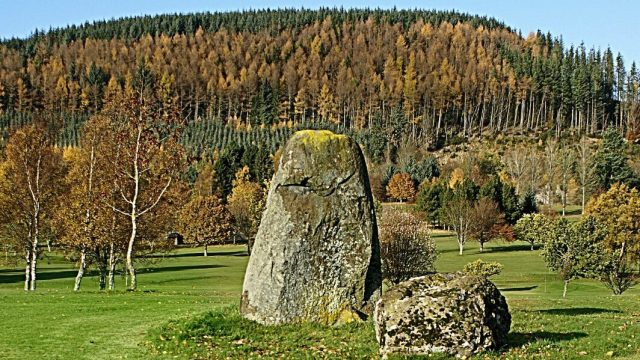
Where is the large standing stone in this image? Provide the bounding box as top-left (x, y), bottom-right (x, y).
top-left (375, 273), bottom-right (511, 358)
top-left (240, 130), bottom-right (381, 325)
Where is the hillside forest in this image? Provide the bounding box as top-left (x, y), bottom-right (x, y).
top-left (0, 9), bottom-right (639, 295)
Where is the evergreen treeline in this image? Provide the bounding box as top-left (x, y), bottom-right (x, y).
top-left (0, 8), bottom-right (638, 150)
top-left (0, 110), bottom-right (342, 159)
top-left (1, 8), bottom-right (507, 49)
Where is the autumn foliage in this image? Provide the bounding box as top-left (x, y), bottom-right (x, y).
top-left (386, 172), bottom-right (416, 202)
top-left (178, 195), bottom-right (234, 256)
top-left (226, 167), bottom-right (266, 254)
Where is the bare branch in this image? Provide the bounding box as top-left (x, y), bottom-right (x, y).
top-left (139, 177), bottom-right (172, 217)
top-left (104, 201), bottom-right (130, 217)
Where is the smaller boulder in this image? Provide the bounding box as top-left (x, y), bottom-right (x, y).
top-left (374, 273), bottom-right (511, 358)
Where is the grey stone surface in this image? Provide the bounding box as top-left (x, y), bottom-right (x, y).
top-left (375, 273), bottom-right (511, 358)
top-left (240, 130), bottom-right (381, 325)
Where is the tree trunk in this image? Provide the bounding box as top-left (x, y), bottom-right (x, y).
top-left (125, 127), bottom-right (142, 291)
top-left (436, 109), bottom-right (443, 138)
top-left (74, 248), bottom-right (87, 291)
top-left (458, 237), bottom-right (464, 255)
top-left (97, 249), bottom-right (107, 291)
top-left (108, 243), bottom-right (116, 291)
top-left (24, 249), bottom-right (31, 291)
top-left (562, 279), bottom-right (569, 298)
top-left (203, 244), bottom-right (208, 257)
top-left (126, 221), bottom-right (137, 290)
top-left (29, 232), bottom-right (38, 291)
top-left (480, 242), bottom-right (484, 252)
top-left (531, 243), bottom-right (535, 251)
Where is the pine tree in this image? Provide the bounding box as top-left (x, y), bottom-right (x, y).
top-left (592, 129), bottom-right (636, 191)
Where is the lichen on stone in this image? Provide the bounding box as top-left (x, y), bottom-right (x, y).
top-left (294, 129), bottom-right (348, 148)
top-left (374, 272), bottom-right (511, 358)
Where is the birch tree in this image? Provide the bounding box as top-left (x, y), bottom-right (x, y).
top-left (442, 198), bottom-right (473, 255)
top-left (55, 116), bottom-right (115, 290)
top-left (107, 64), bottom-right (184, 290)
top-left (0, 125), bottom-right (66, 291)
top-left (503, 146), bottom-right (527, 193)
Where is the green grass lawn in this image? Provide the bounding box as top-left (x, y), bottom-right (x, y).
top-left (1, 235), bottom-right (639, 359)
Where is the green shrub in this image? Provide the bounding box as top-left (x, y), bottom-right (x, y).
top-left (463, 259), bottom-right (504, 278)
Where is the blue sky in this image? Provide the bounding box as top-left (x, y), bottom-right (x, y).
top-left (1, 1), bottom-right (639, 64)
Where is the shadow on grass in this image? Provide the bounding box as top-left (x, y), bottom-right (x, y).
top-left (562, 208), bottom-right (583, 216)
top-left (535, 307), bottom-right (622, 316)
top-left (150, 275), bottom-right (225, 284)
top-left (435, 243), bottom-right (538, 255)
top-left (489, 244), bottom-right (538, 252)
top-left (0, 268), bottom-right (22, 274)
top-left (147, 250), bottom-right (247, 258)
top-left (431, 233), bottom-right (454, 239)
top-left (507, 331), bottom-right (587, 348)
top-left (139, 264), bottom-right (226, 274)
top-left (0, 269), bottom-right (79, 284)
top-left (0, 264), bottom-right (226, 284)
top-left (501, 285), bottom-right (538, 292)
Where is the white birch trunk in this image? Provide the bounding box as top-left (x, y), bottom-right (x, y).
top-left (74, 247), bottom-right (87, 291)
top-left (29, 234), bottom-right (38, 291)
top-left (108, 243), bottom-right (117, 291)
top-left (24, 248), bottom-right (31, 291)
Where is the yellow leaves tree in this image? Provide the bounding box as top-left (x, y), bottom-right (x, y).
top-left (586, 183), bottom-right (640, 259)
top-left (178, 195), bottom-right (234, 256)
top-left (193, 161), bottom-right (219, 197)
top-left (0, 125), bottom-right (66, 291)
top-left (227, 166), bottom-right (267, 254)
top-left (318, 83), bottom-right (337, 124)
top-left (403, 52), bottom-right (417, 119)
top-left (294, 87), bottom-right (308, 122)
top-left (448, 168), bottom-right (465, 189)
top-left (106, 63), bottom-right (185, 290)
top-left (386, 172), bottom-right (416, 203)
top-left (586, 183), bottom-right (640, 294)
top-left (54, 115), bottom-right (116, 291)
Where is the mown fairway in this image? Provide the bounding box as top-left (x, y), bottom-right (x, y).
top-left (1, 234), bottom-right (639, 359)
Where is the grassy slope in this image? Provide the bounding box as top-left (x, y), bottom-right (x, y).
top-left (0, 247), bottom-right (246, 359)
top-left (1, 233), bottom-right (639, 359)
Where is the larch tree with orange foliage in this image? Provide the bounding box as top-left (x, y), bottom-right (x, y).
top-left (386, 172), bottom-right (416, 203)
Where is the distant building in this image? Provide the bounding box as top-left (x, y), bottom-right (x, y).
top-left (167, 232), bottom-right (183, 246)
